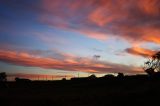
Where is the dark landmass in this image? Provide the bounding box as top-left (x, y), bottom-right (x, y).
top-left (0, 75), bottom-right (160, 106)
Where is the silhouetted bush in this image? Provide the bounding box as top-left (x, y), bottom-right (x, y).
top-left (88, 74), bottom-right (97, 80)
top-left (103, 74), bottom-right (115, 78)
top-left (62, 78), bottom-right (66, 81)
top-left (0, 72), bottom-right (7, 88)
top-left (117, 73), bottom-right (124, 78)
top-left (0, 72), bottom-right (7, 82)
top-left (145, 68), bottom-right (155, 76)
top-left (15, 77), bottom-right (31, 82)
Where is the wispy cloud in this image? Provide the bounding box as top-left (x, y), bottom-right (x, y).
top-left (0, 49), bottom-right (142, 74)
top-left (1, 0), bottom-right (160, 45)
top-left (125, 47), bottom-right (157, 57)
top-left (39, 0), bottom-right (160, 44)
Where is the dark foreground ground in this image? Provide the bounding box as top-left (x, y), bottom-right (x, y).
top-left (0, 76), bottom-right (160, 106)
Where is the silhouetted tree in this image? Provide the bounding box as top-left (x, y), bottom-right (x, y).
top-left (88, 74), bottom-right (97, 79)
top-left (0, 72), bottom-right (7, 82)
top-left (103, 74), bottom-right (115, 78)
top-left (15, 77), bottom-right (31, 82)
top-left (117, 73), bottom-right (124, 78)
top-left (62, 78), bottom-right (66, 81)
top-left (145, 68), bottom-right (155, 76)
top-left (143, 51), bottom-right (160, 76)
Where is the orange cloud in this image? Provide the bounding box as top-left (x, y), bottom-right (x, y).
top-left (0, 50), bottom-right (142, 74)
top-left (125, 47), bottom-right (157, 57)
top-left (88, 8), bottom-right (111, 27)
top-left (143, 35), bottom-right (160, 44)
top-left (40, 0), bottom-right (160, 44)
top-left (138, 0), bottom-right (160, 16)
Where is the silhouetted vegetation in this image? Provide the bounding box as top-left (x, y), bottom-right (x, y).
top-left (117, 72), bottom-right (124, 78)
top-left (144, 51), bottom-right (160, 78)
top-left (88, 74), bottom-right (97, 79)
top-left (15, 77), bottom-right (31, 83)
top-left (0, 72), bottom-right (7, 88)
top-left (102, 74), bottom-right (115, 79)
top-left (62, 78), bottom-right (66, 81)
top-left (0, 72), bottom-right (7, 82)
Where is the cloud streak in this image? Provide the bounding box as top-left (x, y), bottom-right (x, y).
top-left (0, 50), bottom-right (142, 74)
top-left (40, 0), bottom-right (160, 44)
top-left (125, 47), bottom-right (157, 57)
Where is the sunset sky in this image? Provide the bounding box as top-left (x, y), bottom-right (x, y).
top-left (0, 0), bottom-right (160, 80)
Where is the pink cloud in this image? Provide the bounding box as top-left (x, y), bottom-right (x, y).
top-left (125, 47), bottom-right (157, 57)
top-left (0, 49), bottom-right (142, 74)
top-left (39, 0), bottom-right (160, 44)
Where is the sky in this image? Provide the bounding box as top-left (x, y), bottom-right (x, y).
top-left (0, 0), bottom-right (160, 80)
